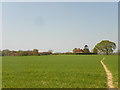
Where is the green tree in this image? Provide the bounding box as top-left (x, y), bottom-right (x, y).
top-left (48, 50), bottom-right (53, 54)
top-left (83, 45), bottom-right (90, 53)
top-left (33, 49), bottom-right (39, 56)
top-left (118, 50), bottom-right (120, 55)
top-left (48, 50), bottom-right (53, 53)
top-left (17, 50), bottom-right (26, 56)
top-left (0, 50), bottom-right (2, 56)
top-left (2, 49), bottom-right (11, 56)
top-left (94, 40), bottom-right (116, 55)
top-left (93, 47), bottom-right (98, 54)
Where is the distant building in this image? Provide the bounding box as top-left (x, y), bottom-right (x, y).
top-left (73, 48), bottom-right (84, 53)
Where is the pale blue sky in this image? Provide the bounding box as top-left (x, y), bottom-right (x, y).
top-left (2, 2), bottom-right (118, 52)
top-left (0, 2), bottom-right (2, 50)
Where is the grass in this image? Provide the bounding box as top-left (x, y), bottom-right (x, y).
top-left (0, 56), bottom-right (2, 88)
top-left (2, 55), bottom-right (117, 88)
top-left (103, 55), bottom-right (118, 88)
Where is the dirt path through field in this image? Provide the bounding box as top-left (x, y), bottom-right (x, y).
top-left (100, 57), bottom-right (114, 88)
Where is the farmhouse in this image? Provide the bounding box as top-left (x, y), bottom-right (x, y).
top-left (73, 48), bottom-right (84, 53)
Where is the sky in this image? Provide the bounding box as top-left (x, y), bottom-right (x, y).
top-left (0, 2), bottom-right (2, 50)
top-left (2, 2), bottom-right (118, 52)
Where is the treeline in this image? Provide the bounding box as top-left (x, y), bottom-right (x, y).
top-left (0, 49), bottom-right (52, 56)
top-left (0, 45), bottom-right (95, 56)
top-left (0, 40), bottom-right (118, 56)
top-left (0, 49), bottom-right (96, 56)
top-left (0, 49), bottom-right (38, 56)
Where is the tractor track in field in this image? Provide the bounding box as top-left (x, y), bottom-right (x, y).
top-left (100, 57), bottom-right (114, 88)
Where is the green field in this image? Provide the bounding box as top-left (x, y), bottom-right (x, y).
top-left (103, 55), bottom-right (118, 87)
top-left (2, 55), bottom-right (118, 88)
top-left (0, 57), bottom-right (2, 88)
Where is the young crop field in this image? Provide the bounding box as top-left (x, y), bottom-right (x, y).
top-left (2, 55), bottom-right (118, 88)
top-left (103, 55), bottom-right (118, 88)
